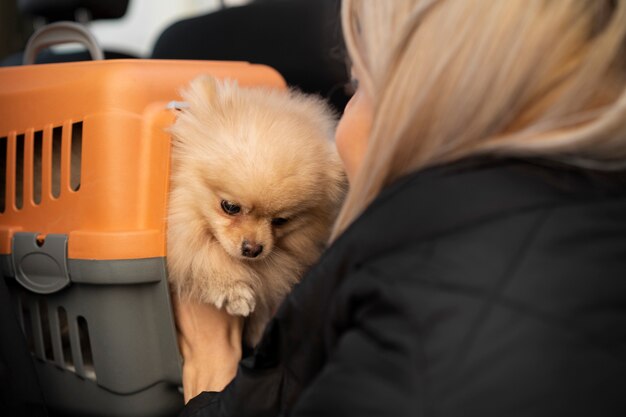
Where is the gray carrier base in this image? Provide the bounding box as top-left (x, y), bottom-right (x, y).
top-left (2, 232), bottom-right (183, 417)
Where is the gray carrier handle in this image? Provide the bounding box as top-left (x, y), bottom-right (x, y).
top-left (23, 21), bottom-right (104, 65)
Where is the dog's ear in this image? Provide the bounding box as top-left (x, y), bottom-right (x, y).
top-left (182, 75), bottom-right (220, 110)
top-left (193, 75), bottom-right (219, 101)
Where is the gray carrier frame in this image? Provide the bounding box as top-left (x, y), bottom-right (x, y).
top-left (2, 232), bottom-right (183, 417)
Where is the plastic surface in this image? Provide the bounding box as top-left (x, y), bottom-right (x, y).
top-left (0, 59), bottom-right (287, 417)
top-left (0, 59), bottom-right (286, 260)
top-left (4, 258), bottom-right (182, 417)
top-left (13, 232), bottom-right (70, 294)
top-left (23, 21), bottom-right (105, 65)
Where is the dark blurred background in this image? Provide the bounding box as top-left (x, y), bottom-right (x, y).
top-left (0, 0), bottom-right (34, 61)
top-left (0, 0), bottom-right (352, 111)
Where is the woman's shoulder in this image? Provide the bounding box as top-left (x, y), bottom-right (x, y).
top-left (321, 157), bottom-right (626, 290)
top-left (291, 156), bottom-right (626, 312)
top-left (371, 156), bottom-right (626, 219)
top-left (338, 157), bottom-right (626, 247)
top-left (324, 156), bottom-right (626, 346)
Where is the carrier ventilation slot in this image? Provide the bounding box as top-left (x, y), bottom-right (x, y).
top-left (77, 316), bottom-right (96, 380)
top-left (58, 307), bottom-right (74, 372)
top-left (19, 300), bottom-right (96, 382)
top-left (33, 131), bottom-right (43, 204)
top-left (70, 122), bottom-right (82, 191)
top-left (21, 301), bottom-right (35, 353)
top-left (51, 126), bottom-right (62, 198)
top-left (39, 300), bottom-right (54, 361)
top-left (0, 136), bottom-right (6, 212)
top-left (15, 134), bottom-right (24, 209)
top-left (0, 122), bottom-right (83, 212)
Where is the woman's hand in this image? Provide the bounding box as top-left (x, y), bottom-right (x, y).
top-left (173, 297), bottom-right (245, 403)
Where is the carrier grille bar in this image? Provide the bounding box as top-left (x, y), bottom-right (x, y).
top-left (0, 121), bottom-right (83, 213)
top-left (19, 297), bottom-right (96, 382)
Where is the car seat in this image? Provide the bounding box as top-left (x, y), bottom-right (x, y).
top-left (150, 0), bottom-right (351, 112)
top-left (1, 0), bottom-right (135, 66)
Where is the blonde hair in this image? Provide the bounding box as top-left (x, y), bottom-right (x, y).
top-left (332, 0), bottom-right (626, 240)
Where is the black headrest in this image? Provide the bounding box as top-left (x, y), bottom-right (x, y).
top-left (18, 0), bottom-right (129, 21)
top-left (151, 0), bottom-right (351, 111)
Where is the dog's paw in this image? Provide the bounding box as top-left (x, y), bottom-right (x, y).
top-left (224, 283), bottom-right (256, 317)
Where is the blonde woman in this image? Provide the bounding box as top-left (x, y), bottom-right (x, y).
top-left (176, 0), bottom-right (626, 415)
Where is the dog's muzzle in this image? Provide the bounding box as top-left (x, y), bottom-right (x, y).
top-left (241, 240), bottom-right (263, 258)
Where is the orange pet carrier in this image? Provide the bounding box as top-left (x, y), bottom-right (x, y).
top-left (0, 57), bottom-right (285, 417)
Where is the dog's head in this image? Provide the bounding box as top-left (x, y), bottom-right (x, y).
top-left (170, 76), bottom-right (346, 263)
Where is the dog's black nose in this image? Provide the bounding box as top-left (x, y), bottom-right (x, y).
top-left (241, 241), bottom-right (263, 258)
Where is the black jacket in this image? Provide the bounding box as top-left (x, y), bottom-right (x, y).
top-left (182, 158), bottom-right (626, 417)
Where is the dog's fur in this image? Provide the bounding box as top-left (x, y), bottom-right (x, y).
top-left (167, 76), bottom-right (346, 345)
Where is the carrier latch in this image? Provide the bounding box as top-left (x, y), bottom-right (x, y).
top-left (12, 233), bottom-right (71, 294)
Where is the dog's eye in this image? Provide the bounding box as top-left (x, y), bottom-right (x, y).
top-left (221, 200), bottom-right (241, 215)
top-left (271, 217), bottom-right (289, 226)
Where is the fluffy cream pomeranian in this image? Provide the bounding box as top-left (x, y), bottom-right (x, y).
top-left (167, 75), bottom-right (346, 345)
